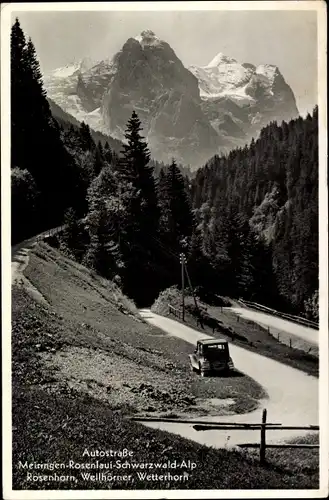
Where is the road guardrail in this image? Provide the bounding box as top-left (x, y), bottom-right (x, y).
top-left (239, 298), bottom-right (318, 330)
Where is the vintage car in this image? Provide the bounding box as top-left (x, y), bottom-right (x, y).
top-left (189, 338), bottom-right (234, 377)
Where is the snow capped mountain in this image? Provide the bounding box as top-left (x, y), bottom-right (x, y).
top-left (43, 34), bottom-right (299, 168)
top-left (49, 57), bottom-right (97, 79)
top-left (134, 29), bottom-right (165, 48)
top-left (189, 52), bottom-right (299, 147)
top-left (191, 52), bottom-right (255, 102)
top-left (189, 55), bottom-right (290, 104)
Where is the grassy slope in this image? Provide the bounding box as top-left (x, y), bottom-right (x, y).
top-left (152, 288), bottom-right (318, 377)
top-left (11, 244), bottom-right (318, 489)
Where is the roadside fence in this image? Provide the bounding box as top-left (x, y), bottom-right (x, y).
top-left (238, 298), bottom-right (318, 330)
top-left (168, 304), bottom-right (184, 320)
top-left (131, 409), bottom-right (319, 465)
top-left (35, 224), bottom-right (66, 243)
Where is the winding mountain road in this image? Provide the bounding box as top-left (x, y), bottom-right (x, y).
top-left (11, 235), bottom-right (318, 450)
top-left (139, 309), bottom-right (318, 449)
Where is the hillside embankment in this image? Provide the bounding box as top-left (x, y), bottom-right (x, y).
top-left (152, 287), bottom-right (318, 377)
top-left (11, 243), bottom-right (319, 489)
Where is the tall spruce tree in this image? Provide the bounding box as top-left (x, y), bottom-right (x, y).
top-left (84, 165), bottom-right (123, 279)
top-left (116, 111), bottom-right (160, 304)
top-left (163, 159), bottom-right (194, 253)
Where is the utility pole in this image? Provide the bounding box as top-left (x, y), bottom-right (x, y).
top-left (117, 183), bottom-right (122, 251)
top-left (184, 260), bottom-right (204, 329)
top-left (179, 253), bottom-right (186, 321)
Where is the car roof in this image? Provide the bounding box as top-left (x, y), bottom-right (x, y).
top-left (198, 338), bottom-right (228, 345)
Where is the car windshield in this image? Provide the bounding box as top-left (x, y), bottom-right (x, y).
top-left (203, 344), bottom-right (228, 359)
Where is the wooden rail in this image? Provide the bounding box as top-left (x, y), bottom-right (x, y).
top-left (239, 298), bottom-right (319, 330)
top-left (193, 409), bottom-right (319, 464)
top-left (131, 417), bottom-right (281, 426)
top-left (238, 443), bottom-right (319, 449)
top-left (131, 409), bottom-right (319, 465)
top-left (36, 224), bottom-right (65, 242)
top-left (193, 424), bottom-right (319, 431)
top-left (168, 304), bottom-right (183, 320)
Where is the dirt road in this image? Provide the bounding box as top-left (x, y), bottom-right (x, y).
top-left (229, 307), bottom-right (318, 345)
top-left (139, 309), bottom-right (318, 449)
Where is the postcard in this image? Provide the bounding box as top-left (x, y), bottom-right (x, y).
top-left (2, 1), bottom-right (328, 498)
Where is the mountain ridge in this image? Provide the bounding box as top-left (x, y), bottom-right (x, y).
top-left (43, 30), bottom-right (300, 169)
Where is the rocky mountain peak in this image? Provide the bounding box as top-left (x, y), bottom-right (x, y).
top-left (206, 52), bottom-right (237, 67)
top-left (44, 35), bottom-right (300, 169)
top-left (134, 29), bottom-right (164, 48)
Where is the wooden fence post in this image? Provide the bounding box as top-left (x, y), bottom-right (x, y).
top-left (260, 408), bottom-right (267, 464)
top-left (289, 338), bottom-right (292, 348)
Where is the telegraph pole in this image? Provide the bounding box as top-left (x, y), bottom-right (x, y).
top-left (179, 253), bottom-right (186, 321)
top-left (184, 259), bottom-right (204, 329)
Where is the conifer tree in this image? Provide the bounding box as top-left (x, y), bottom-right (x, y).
top-left (103, 141), bottom-right (113, 164)
top-left (79, 122), bottom-right (95, 151)
top-left (84, 166), bottom-right (123, 279)
top-left (118, 111), bottom-right (160, 304)
top-left (84, 198), bottom-right (121, 279)
top-left (163, 159), bottom-right (194, 253)
top-left (94, 141), bottom-right (105, 176)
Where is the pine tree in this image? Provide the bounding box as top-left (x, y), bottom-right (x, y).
top-left (94, 141), bottom-right (105, 176)
top-left (79, 122), bottom-right (95, 151)
top-left (103, 141), bottom-right (113, 164)
top-left (11, 19), bottom-right (30, 172)
top-left (84, 198), bottom-right (121, 279)
top-left (162, 159), bottom-right (194, 253)
top-left (117, 111), bottom-right (160, 304)
top-left (60, 207), bottom-right (86, 261)
top-left (84, 167), bottom-right (123, 279)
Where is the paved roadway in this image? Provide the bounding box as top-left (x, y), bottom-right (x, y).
top-left (139, 309), bottom-right (318, 449)
top-left (229, 307), bottom-right (318, 345)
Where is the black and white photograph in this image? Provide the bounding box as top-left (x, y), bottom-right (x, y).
top-left (2, 1), bottom-right (328, 498)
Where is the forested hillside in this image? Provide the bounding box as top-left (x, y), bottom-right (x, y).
top-left (191, 110), bottom-right (318, 318)
top-left (11, 19), bottom-right (318, 319)
top-left (11, 19), bottom-right (116, 243)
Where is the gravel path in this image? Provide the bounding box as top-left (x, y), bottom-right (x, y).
top-left (139, 309), bottom-right (318, 449)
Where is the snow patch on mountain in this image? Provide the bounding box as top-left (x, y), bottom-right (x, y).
top-left (189, 54), bottom-right (256, 104)
top-left (134, 29), bottom-right (164, 48)
top-left (51, 63), bottom-right (81, 79)
top-left (49, 57), bottom-right (97, 79)
top-left (189, 55), bottom-right (286, 107)
top-left (206, 52), bottom-right (238, 68)
top-left (256, 64), bottom-right (278, 83)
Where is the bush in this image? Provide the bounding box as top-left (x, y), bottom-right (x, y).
top-left (151, 285), bottom-right (181, 314)
top-left (194, 287), bottom-right (232, 307)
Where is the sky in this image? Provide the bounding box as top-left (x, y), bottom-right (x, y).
top-left (14, 9), bottom-right (318, 116)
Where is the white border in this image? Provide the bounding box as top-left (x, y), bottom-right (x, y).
top-left (1, 2), bottom-right (328, 499)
